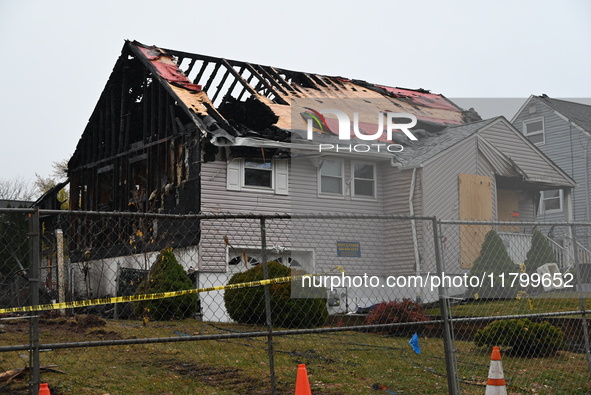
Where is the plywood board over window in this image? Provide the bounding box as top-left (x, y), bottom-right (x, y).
top-left (459, 174), bottom-right (493, 268)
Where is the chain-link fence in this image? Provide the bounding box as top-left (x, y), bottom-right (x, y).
top-left (0, 209), bottom-right (590, 394)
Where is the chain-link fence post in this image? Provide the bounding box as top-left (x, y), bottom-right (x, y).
top-left (433, 218), bottom-right (459, 394)
top-left (28, 208), bottom-right (41, 394)
top-left (260, 217), bottom-right (277, 394)
top-left (571, 224), bottom-right (591, 379)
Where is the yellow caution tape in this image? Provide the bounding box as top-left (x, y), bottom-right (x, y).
top-left (0, 266), bottom-right (345, 315)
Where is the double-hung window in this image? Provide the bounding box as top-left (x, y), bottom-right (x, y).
top-left (351, 162), bottom-right (376, 199)
top-left (539, 189), bottom-right (562, 214)
top-left (523, 117), bottom-right (545, 145)
top-left (319, 159), bottom-right (344, 195)
top-left (243, 159), bottom-right (273, 188)
top-left (226, 158), bottom-right (288, 195)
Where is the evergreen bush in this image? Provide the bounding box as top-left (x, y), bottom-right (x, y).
top-left (224, 261), bottom-right (328, 328)
top-left (524, 230), bottom-right (557, 274)
top-left (474, 318), bottom-right (563, 357)
top-left (133, 248), bottom-right (200, 321)
top-left (468, 230), bottom-right (517, 299)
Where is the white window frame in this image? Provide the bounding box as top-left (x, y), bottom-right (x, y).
top-left (351, 161), bottom-right (377, 200)
top-left (226, 158), bottom-right (288, 195)
top-left (539, 189), bottom-right (563, 214)
top-left (318, 158), bottom-right (345, 198)
top-left (243, 159), bottom-right (274, 190)
top-left (523, 117), bottom-right (545, 146)
top-left (226, 246), bottom-right (315, 273)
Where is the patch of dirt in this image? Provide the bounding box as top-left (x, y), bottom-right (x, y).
top-left (74, 314), bottom-right (107, 329)
top-left (286, 349), bottom-right (336, 365)
top-left (86, 328), bottom-right (123, 340)
top-left (162, 360), bottom-right (289, 394)
top-left (38, 314), bottom-right (107, 333)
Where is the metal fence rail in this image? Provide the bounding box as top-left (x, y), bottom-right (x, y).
top-left (0, 209), bottom-right (590, 394)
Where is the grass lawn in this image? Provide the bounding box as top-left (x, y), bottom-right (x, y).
top-left (426, 292), bottom-right (591, 318)
top-left (0, 315), bottom-right (590, 394)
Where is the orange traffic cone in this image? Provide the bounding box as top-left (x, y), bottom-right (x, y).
top-left (295, 364), bottom-right (312, 395)
top-left (485, 346), bottom-right (507, 395)
top-left (38, 383), bottom-right (51, 395)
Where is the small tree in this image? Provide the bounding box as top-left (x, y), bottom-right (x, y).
top-left (524, 230), bottom-right (557, 274)
top-left (468, 230), bottom-right (517, 299)
top-left (133, 248), bottom-right (200, 321)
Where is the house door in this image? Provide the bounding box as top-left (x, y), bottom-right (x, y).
top-left (459, 174), bottom-right (493, 268)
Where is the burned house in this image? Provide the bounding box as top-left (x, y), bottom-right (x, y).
top-left (63, 41), bottom-right (576, 320)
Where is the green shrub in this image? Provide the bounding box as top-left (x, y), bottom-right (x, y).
top-left (474, 318), bottom-right (563, 357)
top-left (524, 230), bottom-right (557, 274)
top-left (133, 248), bottom-right (200, 321)
top-left (365, 299), bottom-right (429, 335)
top-left (224, 261), bottom-right (328, 328)
top-left (468, 230), bottom-right (517, 299)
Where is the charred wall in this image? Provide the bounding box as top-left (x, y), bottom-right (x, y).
top-left (68, 48), bottom-right (201, 215)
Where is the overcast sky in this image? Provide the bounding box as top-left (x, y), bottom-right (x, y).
top-left (0, 0), bottom-right (589, 183)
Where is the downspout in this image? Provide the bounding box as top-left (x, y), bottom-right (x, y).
top-left (585, 145), bottom-right (590, 244)
top-left (408, 168), bottom-right (422, 302)
top-left (391, 158), bottom-right (423, 301)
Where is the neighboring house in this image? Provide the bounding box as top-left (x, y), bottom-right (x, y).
top-left (512, 95), bottom-right (591, 253)
top-left (60, 41), bottom-right (575, 320)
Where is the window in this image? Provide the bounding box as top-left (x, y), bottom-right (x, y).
top-left (226, 247), bottom-right (312, 273)
top-left (523, 117), bottom-right (545, 145)
top-left (319, 159), bottom-right (344, 195)
top-left (226, 159), bottom-right (288, 195)
top-left (539, 189), bottom-right (562, 214)
top-left (352, 162), bottom-right (376, 198)
top-left (244, 159), bottom-right (272, 188)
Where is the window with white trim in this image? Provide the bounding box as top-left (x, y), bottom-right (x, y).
top-left (244, 159), bottom-right (272, 188)
top-left (226, 247), bottom-right (312, 273)
top-left (226, 158), bottom-right (288, 195)
top-left (539, 189), bottom-right (562, 214)
top-left (523, 117), bottom-right (545, 145)
top-left (319, 159), bottom-right (344, 195)
top-left (351, 162), bottom-right (376, 198)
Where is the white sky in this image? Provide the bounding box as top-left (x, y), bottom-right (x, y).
top-left (0, 0), bottom-right (589, 182)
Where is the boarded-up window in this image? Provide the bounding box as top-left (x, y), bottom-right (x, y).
top-left (459, 174), bottom-right (493, 268)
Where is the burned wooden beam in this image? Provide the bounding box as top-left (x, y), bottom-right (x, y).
top-left (203, 62), bottom-right (222, 94)
top-left (266, 66), bottom-right (301, 94)
top-left (225, 65), bottom-right (246, 98)
top-left (211, 67), bottom-right (231, 104)
top-left (237, 72), bottom-right (256, 101)
top-left (254, 64), bottom-right (289, 97)
top-left (184, 58), bottom-right (197, 76)
top-left (220, 59), bottom-right (257, 97)
top-left (243, 63), bottom-right (288, 104)
top-left (193, 60), bottom-right (209, 85)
